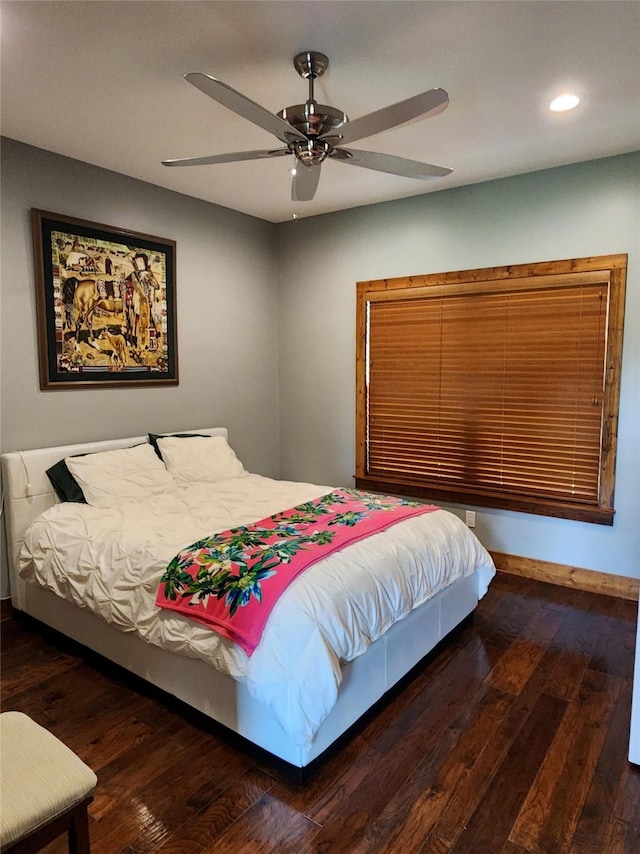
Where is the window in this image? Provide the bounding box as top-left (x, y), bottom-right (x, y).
top-left (355, 255), bottom-right (627, 525)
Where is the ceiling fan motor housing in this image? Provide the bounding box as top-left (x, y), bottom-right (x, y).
top-left (279, 103), bottom-right (346, 139)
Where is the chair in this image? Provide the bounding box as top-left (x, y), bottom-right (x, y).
top-left (0, 712), bottom-right (97, 854)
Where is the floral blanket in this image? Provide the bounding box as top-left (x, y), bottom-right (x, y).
top-left (156, 489), bottom-right (438, 655)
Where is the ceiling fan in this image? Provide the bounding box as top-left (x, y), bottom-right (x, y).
top-left (162, 51), bottom-right (452, 202)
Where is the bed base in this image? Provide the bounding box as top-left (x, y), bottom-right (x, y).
top-left (2, 429), bottom-right (483, 771)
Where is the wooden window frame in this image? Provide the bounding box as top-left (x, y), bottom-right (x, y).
top-left (355, 255), bottom-right (627, 525)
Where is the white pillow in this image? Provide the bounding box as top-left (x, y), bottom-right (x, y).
top-left (65, 443), bottom-right (178, 507)
top-left (156, 435), bottom-right (246, 485)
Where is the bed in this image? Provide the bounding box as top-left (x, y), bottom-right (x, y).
top-left (2, 427), bottom-right (495, 775)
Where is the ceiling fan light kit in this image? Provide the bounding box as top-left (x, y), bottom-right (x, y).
top-left (163, 50), bottom-right (452, 202)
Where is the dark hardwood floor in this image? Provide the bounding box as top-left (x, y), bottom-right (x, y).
top-left (2, 572), bottom-right (639, 853)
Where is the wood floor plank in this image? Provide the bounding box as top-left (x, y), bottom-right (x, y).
top-left (487, 636), bottom-right (548, 695)
top-left (613, 718), bottom-right (640, 833)
top-left (1, 648), bottom-right (79, 697)
top-left (622, 821), bottom-right (640, 854)
top-left (347, 727), bottom-right (465, 854)
top-left (509, 670), bottom-right (621, 853)
top-left (349, 687), bottom-right (514, 853)
top-left (598, 817), bottom-right (640, 854)
top-left (510, 644), bottom-right (563, 716)
top-left (201, 791), bottom-right (321, 854)
top-left (447, 692), bottom-right (568, 854)
top-left (542, 646), bottom-right (591, 703)
top-left (91, 726), bottom-right (224, 821)
top-left (150, 768), bottom-right (278, 853)
top-left (418, 702), bottom-right (530, 852)
top-left (482, 588), bottom-right (542, 650)
top-left (1, 659), bottom-right (133, 730)
top-left (90, 740), bottom-right (233, 852)
top-left (305, 704), bottom-right (462, 850)
top-left (587, 610), bottom-right (637, 679)
top-left (570, 680), bottom-right (634, 853)
top-left (485, 604), bottom-right (562, 709)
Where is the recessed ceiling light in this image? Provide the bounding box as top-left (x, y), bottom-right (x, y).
top-left (549, 93), bottom-right (580, 112)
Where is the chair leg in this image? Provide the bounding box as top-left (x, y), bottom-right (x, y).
top-left (4, 797), bottom-right (93, 854)
top-left (68, 800), bottom-right (92, 854)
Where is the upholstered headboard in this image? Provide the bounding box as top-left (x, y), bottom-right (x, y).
top-left (1, 427), bottom-right (229, 608)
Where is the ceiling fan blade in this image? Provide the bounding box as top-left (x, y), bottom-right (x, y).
top-left (162, 149), bottom-right (289, 167)
top-left (333, 148), bottom-right (452, 179)
top-left (185, 73), bottom-right (307, 144)
top-left (324, 88), bottom-right (449, 146)
top-left (292, 165), bottom-right (321, 201)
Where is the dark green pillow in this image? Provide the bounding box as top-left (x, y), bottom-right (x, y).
top-left (148, 432), bottom-right (210, 459)
top-left (46, 458), bottom-right (87, 503)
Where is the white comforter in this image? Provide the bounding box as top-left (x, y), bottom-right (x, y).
top-left (19, 473), bottom-right (495, 746)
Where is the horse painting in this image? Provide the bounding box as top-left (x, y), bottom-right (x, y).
top-left (35, 211), bottom-right (176, 387)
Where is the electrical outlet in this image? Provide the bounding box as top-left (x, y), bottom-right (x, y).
top-left (465, 510), bottom-right (476, 528)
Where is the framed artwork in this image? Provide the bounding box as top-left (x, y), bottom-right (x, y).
top-left (32, 209), bottom-right (178, 389)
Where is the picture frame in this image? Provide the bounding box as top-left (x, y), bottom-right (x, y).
top-left (32, 209), bottom-right (178, 389)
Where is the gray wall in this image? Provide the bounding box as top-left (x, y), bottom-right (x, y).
top-left (276, 153), bottom-right (640, 580)
top-left (0, 138), bottom-right (280, 596)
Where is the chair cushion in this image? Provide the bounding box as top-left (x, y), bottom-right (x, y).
top-left (0, 711), bottom-right (97, 848)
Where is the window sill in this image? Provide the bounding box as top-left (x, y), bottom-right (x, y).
top-left (354, 477), bottom-right (614, 526)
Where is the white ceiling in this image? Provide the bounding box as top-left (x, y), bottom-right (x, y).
top-left (2, 1), bottom-right (639, 223)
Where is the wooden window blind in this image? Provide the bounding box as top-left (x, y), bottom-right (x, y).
top-left (356, 256), bottom-right (627, 524)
